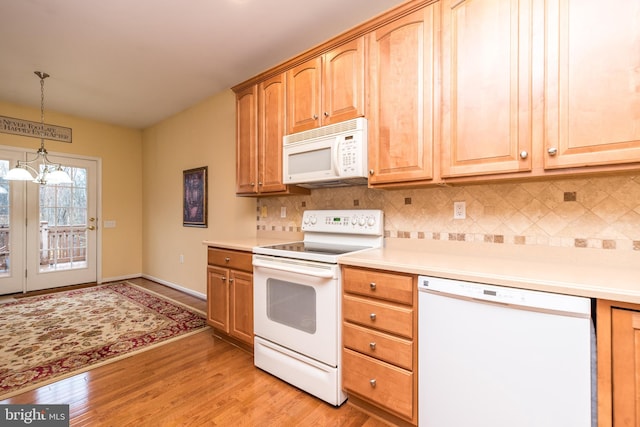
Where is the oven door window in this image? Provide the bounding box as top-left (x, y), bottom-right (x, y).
top-left (266, 278), bottom-right (316, 334)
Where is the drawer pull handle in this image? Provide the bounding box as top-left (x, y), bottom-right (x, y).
top-left (369, 313), bottom-right (376, 321)
top-left (369, 342), bottom-right (376, 350)
top-left (225, 257), bottom-right (230, 263)
top-left (369, 282), bottom-right (376, 290)
top-left (369, 379), bottom-right (377, 388)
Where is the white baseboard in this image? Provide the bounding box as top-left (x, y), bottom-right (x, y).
top-left (141, 274), bottom-right (206, 300)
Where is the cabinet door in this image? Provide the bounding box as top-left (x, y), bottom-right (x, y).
top-left (544, 0), bottom-right (640, 169)
top-left (258, 74), bottom-right (287, 193)
top-left (287, 56), bottom-right (323, 134)
top-left (323, 37), bottom-right (366, 126)
top-left (368, 5), bottom-right (438, 185)
top-left (207, 265), bottom-right (229, 332)
top-left (229, 270), bottom-right (254, 345)
top-left (440, 0), bottom-right (533, 177)
top-left (611, 308), bottom-right (640, 426)
top-left (235, 85), bottom-right (258, 194)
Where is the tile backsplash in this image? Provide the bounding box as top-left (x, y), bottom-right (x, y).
top-left (256, 175), bottom-right (640, 251)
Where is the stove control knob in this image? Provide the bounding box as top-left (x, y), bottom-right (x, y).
top-left (351, 217), bottom-right (358, 225)
top-left (367, 217), bottom-right (376, 227)
top-left (310, 216), bottom-right (317, 225)
top-left (303, 217), bottom-right (309, 224)
top-left (358, 217), bottom-right (366, 226)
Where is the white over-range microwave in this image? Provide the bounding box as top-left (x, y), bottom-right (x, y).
top-left (283, 117), bottom-right (368, 188)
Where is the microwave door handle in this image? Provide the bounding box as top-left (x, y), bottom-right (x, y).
top-left (333, 137), bottom-right (341, 175)
top-left (253, 259), bottom-right (334, 278)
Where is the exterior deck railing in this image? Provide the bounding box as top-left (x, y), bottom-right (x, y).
top-left (0, 223), bottom-right (87, 271)
top-left (40, 222), bottom-right (87, 265)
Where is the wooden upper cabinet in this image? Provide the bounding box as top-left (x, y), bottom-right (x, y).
top-left (440, 0), bottom-right (533, 178)
top-left (323, 38), bottom-right (366, 126)
top-left (235, 77), bottom-right (309, 196)
top-left (544, 0), bottom-right (640, 169)
top-left (235, 86), bottom-right (258, 194)
top-left (286, 38), bottom-right (365, 134)
top-left (368, 5), bottom-right (438, 186)
top-left (258, 74), bottom-right (287, 193)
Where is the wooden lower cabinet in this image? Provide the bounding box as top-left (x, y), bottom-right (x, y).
top-left (207, 247), bottom-right (253, 349)
top-left (597, 299), bottom-right (640, 427)
top-left (342, 265), bottom-right (417, 425)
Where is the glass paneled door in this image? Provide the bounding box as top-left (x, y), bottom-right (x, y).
top-left (0, 149), bottom-right (97, 295)
top-left (0, 149), bottom-right (26, 295)
top-left (26, 155), bottom-right (98, 292)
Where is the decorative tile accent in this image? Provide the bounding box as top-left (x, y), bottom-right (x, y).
top-left (256, 175), bottom-right (640, 251)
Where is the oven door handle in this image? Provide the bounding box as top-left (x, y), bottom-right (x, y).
top-left (253, 259), bottom-right (335, 279)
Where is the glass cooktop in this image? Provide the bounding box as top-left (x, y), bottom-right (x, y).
top-left (259, 241), bottom-right (371, 256)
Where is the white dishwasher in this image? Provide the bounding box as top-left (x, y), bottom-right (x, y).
top-left (418, 275), bottom-right (595, 427)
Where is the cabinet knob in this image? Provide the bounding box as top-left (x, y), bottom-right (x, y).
top-left (250, 182), bottom-right (255, 186)
top-left (520, 150), bottom-right (528, 159)
top-left (221, 276), bottom-right (226, 281)
top-left (369, 282), bottom-right (376, 290)
top-left (225, 257), bottom-right (230, 263)
top-left (369, 313), bottom-right (377, 321)
top-left (313, 114), bottom-right (318, 120)
top-left (369, 342), bottom-right (376, 350)
top-left (229, 278), bottom-right (234, 284)
top-left (548, 147), bottom-right (558, 156)
top-left (323, 111), bottom-right (329, 117)
top-left (369, 169), bottom-right (374, 176)
top-left (369, 379), bottom-right (377, 388)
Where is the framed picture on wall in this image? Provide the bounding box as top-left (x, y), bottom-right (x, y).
top-left (183, 166), bottom-right (208, 227)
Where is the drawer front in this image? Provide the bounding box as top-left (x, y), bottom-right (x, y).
top-left (343, 322), bottom-right (413, 370)
top-left (343, 294), bottom-right (413, 339)
top-left (208, 248), bottom-right (252, 272)
top-left (343, 267), bottom-right (414, 305)
top-left (343, 348), bottom-right (413, 420)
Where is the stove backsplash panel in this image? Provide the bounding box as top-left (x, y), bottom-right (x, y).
top-left (256, 175), bottom-right (640, 252)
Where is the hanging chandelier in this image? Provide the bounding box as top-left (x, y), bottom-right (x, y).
top-left (5, 71), bottom-right (72, 185)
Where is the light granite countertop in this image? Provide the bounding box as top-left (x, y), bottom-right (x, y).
top-left (340, 239), bottom-right (640, 305)
top-left (204, 236), bottom-right (640, 304)
top-left (203, 236), bottom-right (298, 252)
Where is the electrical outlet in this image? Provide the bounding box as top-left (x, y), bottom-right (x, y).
top-left (453, 201), bottom-right (466, 219)
top-left (179, 254), bottom-right (184, 264)
top-left (280, 206), bottom-right (286, 218)
top-left (260, 206), bottom-right (268, 218)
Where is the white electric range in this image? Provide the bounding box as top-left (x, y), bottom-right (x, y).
top-left (252, 209), bottom-right (384, 406)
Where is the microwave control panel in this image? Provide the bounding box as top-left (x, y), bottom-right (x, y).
top-left (338, 135), bottom-right (365, 175)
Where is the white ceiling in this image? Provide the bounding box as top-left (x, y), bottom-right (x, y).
top-left (0, 0), bottom-right (406, 129)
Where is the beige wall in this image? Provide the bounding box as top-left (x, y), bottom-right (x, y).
top-left (141, 90), bottom-right (255, 296)
top-left (0, 100), bottom-right (143, 280)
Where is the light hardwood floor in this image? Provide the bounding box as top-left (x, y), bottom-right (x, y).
top-left (1, 278), bottom-right (389, 426)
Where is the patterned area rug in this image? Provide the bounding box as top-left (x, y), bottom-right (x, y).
top-left (0, 282), bottom-right (208, 400)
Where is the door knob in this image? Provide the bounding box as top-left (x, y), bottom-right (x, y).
top-left (87, 225), bottom-right (96, 231)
